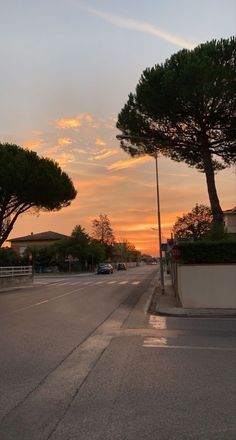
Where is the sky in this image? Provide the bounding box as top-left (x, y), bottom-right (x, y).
top-left (1, 0), bottom-right (236, 255)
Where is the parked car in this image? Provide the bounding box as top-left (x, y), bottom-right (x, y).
top-left (117, 262), bottom-right (127, 270)
top-left (97, 263), bottom-right (114, 274)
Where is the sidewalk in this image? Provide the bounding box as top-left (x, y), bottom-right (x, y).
top-left (150, 273), bottom-right (236, 318)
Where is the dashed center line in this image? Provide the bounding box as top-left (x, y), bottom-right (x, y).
top-left (11, 287), bottom-right (85, 314)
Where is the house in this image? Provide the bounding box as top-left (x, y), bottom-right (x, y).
top-left (223, 207), bottom-right (236, 233)
top-left (8, 231), bottom-right (69, 256)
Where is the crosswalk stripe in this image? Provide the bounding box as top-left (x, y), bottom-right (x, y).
top-left (34, 280), bottom-right (141, 287)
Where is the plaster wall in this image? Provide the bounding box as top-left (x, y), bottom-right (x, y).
top-left (177, 264), bottom-right (236, 308)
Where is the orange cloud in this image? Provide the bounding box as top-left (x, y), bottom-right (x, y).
top-left (58, 137), bottom-right (73, 146)
top-left (54, 118), bottom-right (82, 129)
top-left (107, 156), bottom-right (151, 171)
top-left (53, 152), bottom-right (75, 167)
top-left (53, 113), bottom-right (94, 129)
top-left (23, 139), bottom-right (44, 149)
top-left (118, 223), bottom-right (158, 232)
top-left (44, 145), bottom-right (62, 155)
top-left (74, 175), bottom-right (125, 193)
top-left (84, 114), bottom-right (93, 124)
top-left (95, 138), bottom-right (106, 146)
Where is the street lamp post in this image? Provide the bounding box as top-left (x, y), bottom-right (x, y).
top-left (117, 134), bottom-right (165, 293)
top-left (154, 152), bottom-right (165, 294)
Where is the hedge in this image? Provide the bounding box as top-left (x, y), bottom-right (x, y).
top-left (178, 240), bottom-right (236, 264)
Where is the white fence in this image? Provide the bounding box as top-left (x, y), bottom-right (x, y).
top-left (0, 266), bottom-right (33, 278)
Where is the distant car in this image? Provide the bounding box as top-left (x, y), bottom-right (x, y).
top-left (117, 262), bottom-right (127, 270)
top-left (97, 263), bottom-right (114, 274)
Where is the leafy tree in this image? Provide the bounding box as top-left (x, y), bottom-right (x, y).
top-left (68, 225), bottom-right (90, 269)
top-left (117, 37), bottom-right (236, 227)
top-left (24, 244), bottom-right (58, 271)
top-left (71, 225), bottom-right (90, 243)
top-left (92, 214), bottom-right (115, 245)
top-left (173, 204), bottom-right (213, 239)
top-left (52, 226), bottom-right (106, 271)
top-left (114, 240), bottom-right (141, 262)
top-left (0, 247), bottom-right (21, 266)
top-left (87, 239), bottom-right (106, 268)
top-left (0, 143), bottom-right (77, 246)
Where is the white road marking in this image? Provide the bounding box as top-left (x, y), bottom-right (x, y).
top-left (143, 337), bottom-right (167, 347)
top-left (11, 287), bottom-right (85, 314)
top-left (143, 338), bottom-right (236, 351)
top-left (149, 316), bottom-right (167, 329)
top-left (34, 279), bottom-right (143, 288)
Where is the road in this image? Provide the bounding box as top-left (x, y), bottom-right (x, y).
top-left (0, 265), bottom-right (235, 439)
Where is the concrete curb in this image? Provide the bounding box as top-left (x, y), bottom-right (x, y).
top-left (148, 282), bottom-right (236, 318)
top-left (0, 285), bottom-right (35, 294)
top-left (156, 307), bottom-right (236, 318)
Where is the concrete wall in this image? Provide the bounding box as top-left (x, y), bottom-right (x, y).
top-left (224, 213), bottom-right (236, 233)
top-left (0, 275), bottom-right (33, 288)
top-left (177, 264), bottom-right (236, 308)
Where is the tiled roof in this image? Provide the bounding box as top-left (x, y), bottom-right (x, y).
top-left (223, 207), bottom-right (236, 215)
top-left (8, 231), bottom-right (69, 242)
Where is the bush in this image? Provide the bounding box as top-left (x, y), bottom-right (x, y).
top-left (179, 240), bottom-right (236, 264)
top-left (0, 248), bottom-right (21, 266)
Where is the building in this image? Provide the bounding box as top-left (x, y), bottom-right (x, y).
top-left (223, 207), bottom-right (236, 233)
top-left (8, 231), bottom-right (69, 256)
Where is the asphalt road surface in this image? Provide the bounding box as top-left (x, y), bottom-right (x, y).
top-left (0, 265), bottom-right (235, 440)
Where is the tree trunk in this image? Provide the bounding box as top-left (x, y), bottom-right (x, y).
top-left (201, 143), bottom-right (224, 226)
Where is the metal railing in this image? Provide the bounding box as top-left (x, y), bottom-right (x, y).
top-left (0, 266), bottom-right (33, 278)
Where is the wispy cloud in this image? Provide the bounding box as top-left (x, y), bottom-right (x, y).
top-left (79, 5), bottom-right (195, 49)
top-left (108, 156), bottom-right (150, 171)
top-left (73, 160), bottom-right (107, 168)
top-left (91, 148), bottom-right (118, 160)
top-left (71, 147), bottom-right (87, 154)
